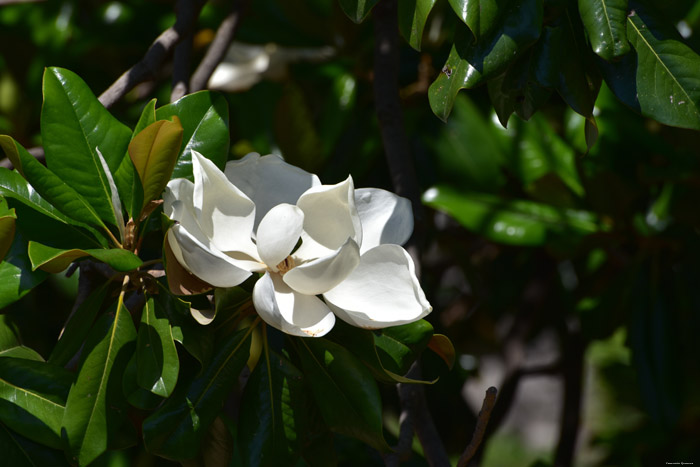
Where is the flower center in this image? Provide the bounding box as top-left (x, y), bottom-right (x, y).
top-left (276, 256), bottom-right (295, 274)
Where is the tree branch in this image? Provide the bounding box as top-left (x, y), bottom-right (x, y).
top-left (554, 319), bottom-right (584, 467)
top-left (98, 0), bottom-right (205, 109)
top-left (170, 0), bottom-right (196, 102)
top-left (190, 0), bottom-right (248, 93)
top-left (458, 387), bottom-right (498, 467)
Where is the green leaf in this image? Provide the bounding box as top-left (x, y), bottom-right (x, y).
top-left (0, 168), bottom-right (105, 249)
top-left (447, 0), bottom-right (499, 40)
top-left (535, 13), bottom-right (601, 117)
top-left (136, 297), bottom-right (180, 397)
top-left (338, 0), bottom-right (379, 23)
top-left (374, 320), bottom-right (434, 375)
top-left (27, 242), bottom-right (142, 273)
top-left (155, 91), bottom-right (230, 180)
top-left (123, 353), bottom-right (164, 410)
top-left (328, 321), bottom-right (432, 384)
top-left (61, 297), bottom-right (137, 466)
top-left (625, 10), bottom-right (700, 129)
top-left (398, 0), bottom-right (437, 51)
top-left (114, 99), bottom-right (156, 219)
top-left (423, 185), bottom-right (602, 245)
top-left (0, 358), bottom-right (73, 449)
top-left (0, 136), bottom-right (108, 234)
top-left (296, 338), bottom-right (389, 452)
top-left (142, 326), bottom-right (252, 460)
top-left (0, 196), bottom-right (16, 262)
top-left (41, 67), bottom-right (132, 226)
top-left (238, 349), bottom-right (303, 467)
top-left (0, 234), bottom-right (47, 309)
top-left (578, 0), bottom-right (630, 61)
top-left (0, 315), bottom-right (44, 362)
top-left (129, 118), bottom-right (184, 213)
top-left (48, 284), bottom-right (109, 367)
top-left (429, 0), bottom-right (543, 121)
top-left (0, 423), bottom-right (70, 467)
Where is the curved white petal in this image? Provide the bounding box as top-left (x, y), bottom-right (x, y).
top-left (294, 177), bottom-right (362, 259)
top-left (256, 203), bottom-right (304, 270)
top-left (163, 178), bottom-right (195, 220)
top-left (167, 225), bottom-right (251, 288)
top-left (192, 151), bottom-right (258, 259)
top-left (253, 272), bottom-right (336, 337)
top-left (323, 244), bottom-right (431, 329)
top-left (355, 188), bottom-right (414, 253)
top-left (283, 238), bottom-right (361, 295)
top-left (224, 153), bottom-right (320, 228)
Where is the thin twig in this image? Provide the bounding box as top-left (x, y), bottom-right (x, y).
top-left (98, 0), bottom-right (205, 109)
top-left (458, 387), bottom-right (498, 467)
top-left (554, 319), bottom-right (584, 467)
top-left (170, 0), bottom-right (195, 102)
top-left (190, 0), bottom-right (248, 93)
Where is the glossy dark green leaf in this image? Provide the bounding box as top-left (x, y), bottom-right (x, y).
top-left (27, 242), bottom-right (142, 274)
top-left (123, 353), bottom-right (164, 411)
top-left (429, 0), bottom-right (543, 121)
top-left (447, 0), bottom-right (499, 40)
top-left (338, 0), bottom-right (379, 23)
top-left (0, 168), bottom-right (105, 249)
top-left (136, 297), bottom-right (179, 397)
top-left (0, 234), bottom-right (47, 309)
top-left (625, 11), bottom-right (700, 129)
top-left (115, 99), bottom-right (156, 219)
top-left (0, 315), bottom-right (43, 362)
top-left (0, 423), bottom-right (70, 467)
top-left (535, 14), bottom-right (601, 117)
top-left (238, 349), bottom-right (303, 467)
top-left (129, 118), bottom-right (183, 213)
top-left (0, 358), bottom-right (73, 449)
top-left (41, 67), bottom-right (132, 226)
top-left (0, 136), bottom-right (108, 235)
top-left (579, 0), bottom-right (630, 61)
top-left (48, 285), bottom-right (109, 367)
top-left (423, 185), bottom-right (601, 245)
top-left (328, 321), bottom-right (431, 384)
top-left (61, 298), bottom-right (137, 466)
top-left (296, 338), bottom-right (389, 452)
top-left (398, 0), bottom-right (437, 50)
top-left (155, 91), bottom-right (230, 180)
top-left (374, 320), bottom-right (434, 375)
top-left (432, 95), bottom-right (506, 192)
top-left (0, 196), bottom-right (16, 262)
top-left (487, 45), bottom-right (552, 126)
top-left (142, 327), bottom-right (252, 460)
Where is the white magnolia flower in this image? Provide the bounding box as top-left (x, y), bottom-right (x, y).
top-left (163, 150), bottom-right (431, 337)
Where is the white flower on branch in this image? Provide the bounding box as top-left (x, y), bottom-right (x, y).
top-left (163, 151), bottom-right (431, 337)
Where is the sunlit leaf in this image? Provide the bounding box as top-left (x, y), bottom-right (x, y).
top-left (0, 196), bottom-right (16, 262)
top-left (27, 242), bottom-right (142, 273)
top-left (61, 296), bottom-right (137, 466)
top-left (41, 67), bottom-right (132, 227)
top-left (398, 0), bottom-right (437, 50)
top-left (136, 296), bottom-right (180, 397)
top-left (0, 234), bottom-right (47, 309)
top-left (338, 0), bottom-right (379, 23)
top-left (578, 0), bottom-right (630, 60)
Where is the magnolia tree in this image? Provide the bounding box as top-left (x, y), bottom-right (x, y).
top-left (1, 0), bottom-right (700, 466)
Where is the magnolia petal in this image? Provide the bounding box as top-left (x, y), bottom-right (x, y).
top-left (164, 178), bottom-right (195, 220)
top-left (253, 272), bottom-right (335, 337)
top-left (224, 153), bottom-right (320, 228)
top-left (323, 244), bottom-right (431, 329)
top-left (284, 238), bottom-right (360, 295)
top-left (192, 151), bottom-right (258, 259)
top-left (355, 188), bottom-right (413, 253)
top-left (256, 203), bottom-right (304, 270)
top-left (168, 223), bottom-right (251, 288)
top-left (294, 177), bottom-right (362, 259)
